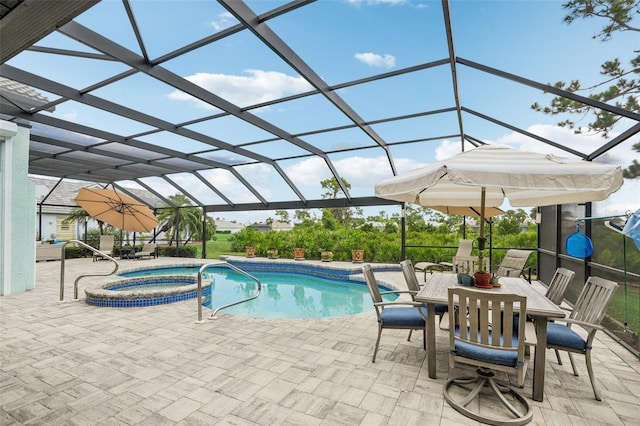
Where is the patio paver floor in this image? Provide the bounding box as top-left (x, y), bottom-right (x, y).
top-left (1, 257), bottom-right (639, 425)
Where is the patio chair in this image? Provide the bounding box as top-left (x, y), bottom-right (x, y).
top-left (544, 267), bottom-right (576, 307)
top-left (400, 259), bottom-right (448, 328)
top-left (546, 276), bottom-right (618, 401)
top-left (362, 264), bottom-right (428, 363)
top-left (439, 239), bottom-right (474, 271)
top-left (495, 249), bottom-right (533, 280)
top-left (93, 235), bottom-right (114, 262)
top-left (136, 243), bottom-right (157, 259)
top-left (541, 267), bottom-right (576, 363)
top-left (443, 287), bottom-right (532, 425)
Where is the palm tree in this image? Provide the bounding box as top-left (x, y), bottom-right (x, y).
top-left (63, 208), bottom-right (106, 235)
top-left (158, 194), bottom-right (214, 245)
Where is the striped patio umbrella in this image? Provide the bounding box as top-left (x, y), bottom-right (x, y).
top-left (375, 145), bottom-right (624, 267)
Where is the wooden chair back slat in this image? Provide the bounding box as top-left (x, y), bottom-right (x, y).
top-left (448, 287), bottom-right (526, 355)
top-left (362, 264), bottom-right (382, 304)
top-left (545, 267), bottom-right (576, 306)
top-left (400, 260), bottom-right (420, 293)
top-left (571, 276), bottom-right (618, 326)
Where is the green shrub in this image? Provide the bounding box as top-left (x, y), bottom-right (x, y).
top-left (63, 246), bottom-right (86, 259)
top-left (229, 228), bottom-right (264, 252)
top-left (158, 245), bottom-right (197, 258)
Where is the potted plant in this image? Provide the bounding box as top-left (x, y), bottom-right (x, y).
top-left (490, 272), bottom-right (501, 288)
top-left (294, 247), bottom-right (305, 260)
top-left (292, 233), bottom-right (306, 260)
top-left (473, 240), bottom-right (492, 288)
top-left (473, 271), bottom-right (492, 288)
top-left (456, 264), bottom-right (474, 286)
top-left (345, 229), bottom-right (366, 263)
top-left (264, 231), bottom-right (283, 259)
top-left (320, 250), bottom-right (334, 262)
top-left (245, 244), bottom-right (256, 258)
top-left (317, 231), bottom-right (336, 262)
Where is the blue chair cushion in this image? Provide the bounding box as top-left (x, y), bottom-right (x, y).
top-left (380, 306), bottom-right (427, 327)
top-left (452, 327), bottom-right (520, 367)
top-left (546, 321), bottom-right (588, 351)
top-left (434, 304), bottom-right (448, 315)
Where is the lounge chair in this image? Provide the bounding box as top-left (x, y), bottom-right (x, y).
top-left (495, 249), bottom-right (533, 281)
top-left (93, 235), bottom-right (114, 261)
top-left (451, 256), bottom-right (489, 274)
top-left (414, 239), bottom-right (475, 281)
top-left (413, 261), bottom-right (443, 282)
top-left (136, 243), bottom-right (157, 259)
top-left (439, 239), bottom-right (474, 271)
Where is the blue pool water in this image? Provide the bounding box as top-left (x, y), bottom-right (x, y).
top-left (119, 265), bottom-right (398, 319)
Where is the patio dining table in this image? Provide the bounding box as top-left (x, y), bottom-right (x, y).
top-left (414, 272), bottom-right (566, 402)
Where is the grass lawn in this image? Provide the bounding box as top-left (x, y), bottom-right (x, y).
top-left (607, 283), bottom-right (639, 336)
top-left (189, 233), bottom-right (243, 259)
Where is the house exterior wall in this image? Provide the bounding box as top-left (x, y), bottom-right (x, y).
top-left (0, 120), bottom-right (35, 295)
top-left (37, 212), bottom-right (60, 241)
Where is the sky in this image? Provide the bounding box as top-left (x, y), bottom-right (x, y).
top-left (9, 0), bottom-right (639, 224)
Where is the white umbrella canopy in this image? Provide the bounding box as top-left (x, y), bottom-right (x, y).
top-left (376, 146), bottom-right (623, 208)
top-left (375, 145), bottom-right (624, 269)
top-left (429, 206), bottom-right (503, 218)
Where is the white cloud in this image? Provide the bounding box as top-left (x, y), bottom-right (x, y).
top-left (199, 164), bottom-right (274, 203)
top-left (235, 163), bottom-right (274, 199)
top-left (210, 12), bottom-right (236, 31)
top-left (597, 178), bottom-right (640, 216)
top-left (435, 139), bottom-right (464, 161)
top-left (167, 70), bottom-right (313, 109)
top-left (428, 125), bottom-right (636, 171)
top-left (354, 52), bottom-right (396, 68)
top-left (61, 110), bottom-right (78, 121)
top-left (495, 124), bottom-right (637, 170)
top-left (284, 155), bottom-right (426, 197)
top-left (285, 157), bottom-right (328, 186)
top-left (348, 0), bottom-right (408, 6)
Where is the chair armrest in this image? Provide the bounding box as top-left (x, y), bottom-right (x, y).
top-left (439, 313), bottom-right (450, 330)
top-left (562, 318), bottom-right (603, 331)
top-left (374, 301), bottom-right (425, 308)
top-left (380, 290), bottom-right (416, 296)
top-left (524, 321), bottom-right (537, 346)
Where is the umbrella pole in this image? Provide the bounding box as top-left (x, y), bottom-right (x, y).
top-left (477, 188), bottom-right (487, 270)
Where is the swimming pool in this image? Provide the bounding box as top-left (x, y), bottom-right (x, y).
top-left (103, 260), bottom-right (400, 318)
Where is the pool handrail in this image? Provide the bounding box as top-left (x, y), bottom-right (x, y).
top-left (60, 240), bottom-right (120, 301)
top-left (197, 261), bottom-right (262, 322)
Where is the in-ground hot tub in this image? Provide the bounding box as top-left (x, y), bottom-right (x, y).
top-left (84, 275), bottom-right (210, 307)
